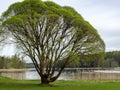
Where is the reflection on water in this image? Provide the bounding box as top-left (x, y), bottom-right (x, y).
top-left (25, 70), bottom-right (69, 80)
top-left (0, 71), bottom-right (25, 80)
top-left (1, 68), bottom-right (120, 80)
top-left (25, 70), bottom-right (40, 80)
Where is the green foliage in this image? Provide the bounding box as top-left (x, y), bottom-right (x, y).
top-left (3, 0), bottom-right (47, 17)
top-left (0, 0), bottom-right (105, 84)
top-left (67, 51), bottom-right (80, 67)
top-left (0, 56), bottom-right (9, 68)
top-left (3, 15), bottom-right (24, 25)
top-left (102, 58), bottom-right (119, 67)
top-left (102, 51), bottom-right (120, 67)
top-left (44, 1), bottom-right (61, 9)
top-left (0, 55), bottom-right (26, 69)
top-left (79, 52), bottom-right (105, 67)
top-left (63, 6), bottom-right (81, 17)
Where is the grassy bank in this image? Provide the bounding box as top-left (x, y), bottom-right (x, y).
top-left (0, 76), bottom-right (120, 90)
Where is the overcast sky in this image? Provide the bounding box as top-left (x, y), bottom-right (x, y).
top-left (0, 0), bottom-right (120, 55)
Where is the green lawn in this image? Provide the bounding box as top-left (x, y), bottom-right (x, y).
top-left (0, 76), bottom-right (120, 90)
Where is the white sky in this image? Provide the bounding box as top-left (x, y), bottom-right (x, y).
top-left (0, 0), bottom-right (120, 56)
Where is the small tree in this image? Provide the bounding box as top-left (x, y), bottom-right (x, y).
top-left (1, 0), bottom-right (105, 84)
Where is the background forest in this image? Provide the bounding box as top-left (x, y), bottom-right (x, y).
top-left (0, 55), bottom-right (26, 69)
top-left (0, 51), bottom-right (120, 69)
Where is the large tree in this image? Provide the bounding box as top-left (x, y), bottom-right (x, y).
top-left (1, 0), bottom-right (105, 84)
top-left (0, 19), bottom-right (6, 43)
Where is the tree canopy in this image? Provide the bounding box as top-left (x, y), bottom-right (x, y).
top-left (0, 0), bottom-right (105, 84)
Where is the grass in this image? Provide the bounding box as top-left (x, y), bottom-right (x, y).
top-left (0, 76), bottom-right (120, 90)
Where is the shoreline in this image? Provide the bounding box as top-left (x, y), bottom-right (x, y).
top-left (0, 68), bottom-right (32, 72)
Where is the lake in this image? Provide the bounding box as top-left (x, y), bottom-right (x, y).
top-left (1, 68), bottom-right (120, 80)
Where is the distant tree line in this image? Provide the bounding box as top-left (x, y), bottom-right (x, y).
top-left (0, 54), bottom-right (26, 69)
top-left (102, 51), bottom-right (120, 67)
top-left (3, 50), bottom-right (119, 69)
top-left (62, 51), bottom-right (120, 68)
top-left (77, 51), bottom-right (120, 68)
top-left (27, 51), bottom-right (120, 68)
top-left (26, 63), bottom-right (35, 68)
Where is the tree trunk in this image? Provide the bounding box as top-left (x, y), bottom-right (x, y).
top-left (41, 74), bottom-right (50, 85)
